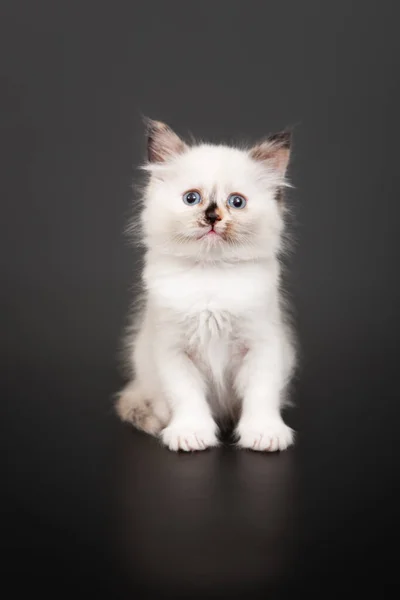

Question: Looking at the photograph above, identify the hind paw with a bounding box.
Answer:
[115,389,165,435]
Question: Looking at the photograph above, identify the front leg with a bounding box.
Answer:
[154,336,218,452]
[234,336,294,452]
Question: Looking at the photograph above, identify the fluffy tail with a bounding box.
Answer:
[115,382,169,436]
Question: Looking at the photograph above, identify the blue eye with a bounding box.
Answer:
[227,194,247,209]
[183,190,201,206]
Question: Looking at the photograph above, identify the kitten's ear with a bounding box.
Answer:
[144,118,187,163]
[249,130,292,175]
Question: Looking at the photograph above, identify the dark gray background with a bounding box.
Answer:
[1,1,400,597]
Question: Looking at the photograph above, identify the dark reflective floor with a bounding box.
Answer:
[3,360,400,597]
[114,424,296,597]
[2,363,296,598]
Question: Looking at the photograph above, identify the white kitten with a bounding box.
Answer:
[116,119,297,452]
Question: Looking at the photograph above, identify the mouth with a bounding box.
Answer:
[198,227,222,240]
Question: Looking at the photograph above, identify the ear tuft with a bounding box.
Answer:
[266,130,292,149]
[144,118,187,164]
[249,129,292,175]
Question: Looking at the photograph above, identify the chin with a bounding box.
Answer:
[201,232,224,244]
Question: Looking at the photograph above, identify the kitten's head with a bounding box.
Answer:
[140,119,292,262]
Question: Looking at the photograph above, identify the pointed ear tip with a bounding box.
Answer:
[142,116,154,136]
[282,129,293,147]
[141,115,152,126]
[143,117,167,134]
[269,129,292,148]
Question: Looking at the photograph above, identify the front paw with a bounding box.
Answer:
[236,419,294,452]
[161,422,219,452]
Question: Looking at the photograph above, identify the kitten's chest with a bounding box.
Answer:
[184,308,235,348]
[183,308,238,389]
[147,261,270,381]
[147,262,268,317]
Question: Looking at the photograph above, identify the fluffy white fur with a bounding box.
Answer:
[116,120,296,452]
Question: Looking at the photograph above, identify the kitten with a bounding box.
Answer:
[116,119,297,452]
